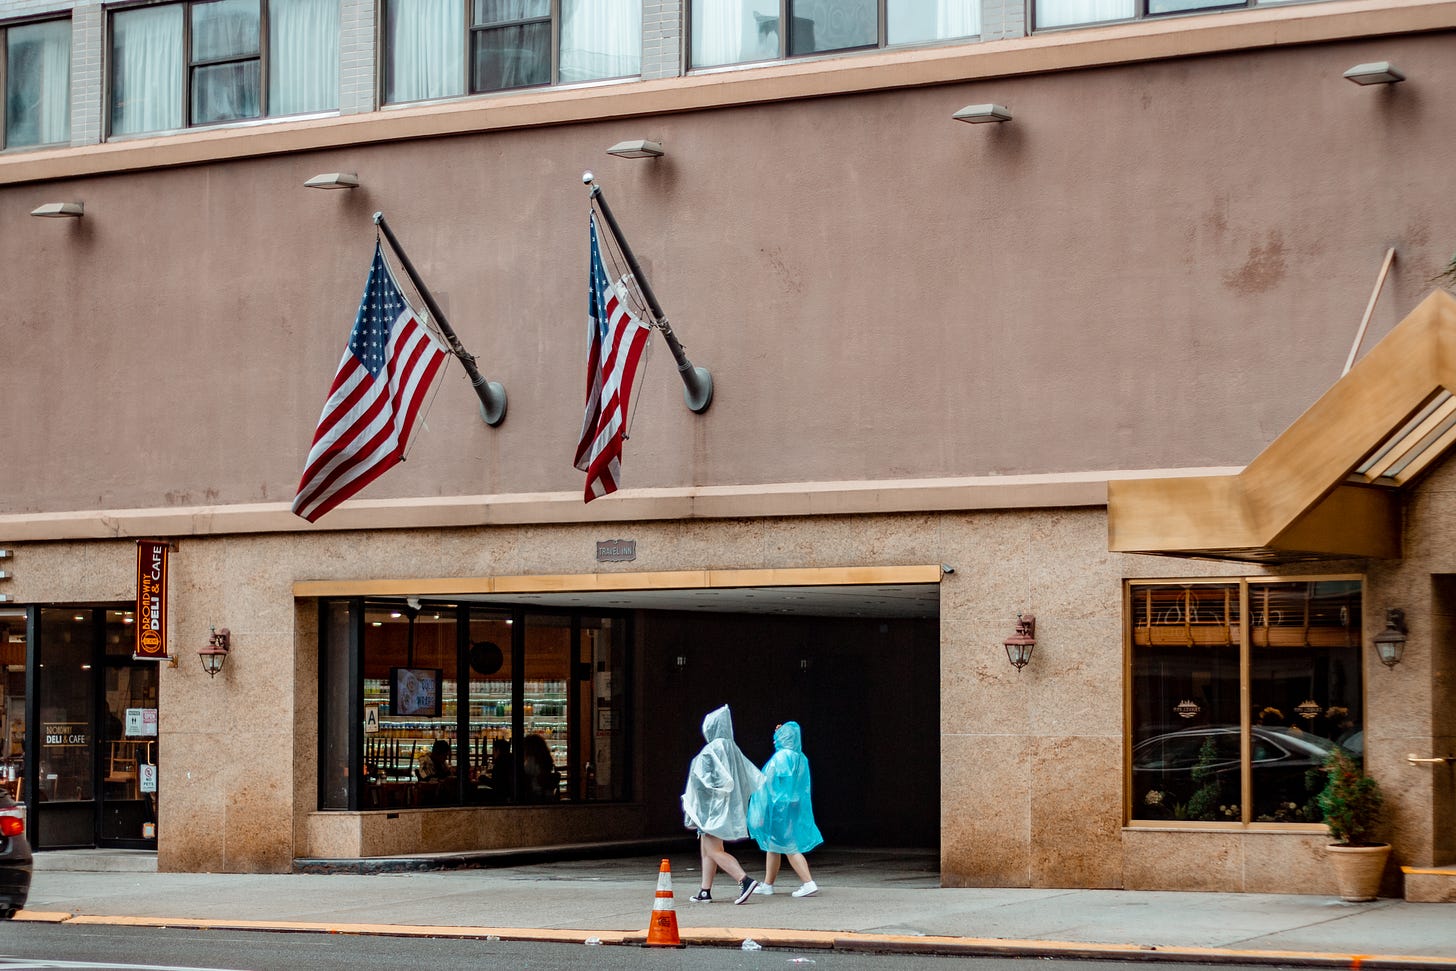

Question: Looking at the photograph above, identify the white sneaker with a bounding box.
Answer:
[752,883,774,895]
[791,881,819,897]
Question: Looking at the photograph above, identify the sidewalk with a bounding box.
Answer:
[16,848,1456,965]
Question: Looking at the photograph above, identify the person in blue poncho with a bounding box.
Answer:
[681,704,766,904]
[747,720,823,897]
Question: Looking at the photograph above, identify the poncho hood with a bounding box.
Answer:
[682,704,765,840]
[702,704,735,744]
[773,721,802,753]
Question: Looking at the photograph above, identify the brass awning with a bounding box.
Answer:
[1108,289,1456,563]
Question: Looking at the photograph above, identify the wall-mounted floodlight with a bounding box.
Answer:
[31,202,84,217]
[1344,62,1404,85]
[304,172,360,189]
[953,104,1012,124]
[606,139,664,159]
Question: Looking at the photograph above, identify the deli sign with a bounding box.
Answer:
[135,540,169,660]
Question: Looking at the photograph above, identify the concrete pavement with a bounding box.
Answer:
[15,848,1456,965]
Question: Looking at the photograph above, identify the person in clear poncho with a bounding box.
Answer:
[747,720,823,897]
[681,704,766,904]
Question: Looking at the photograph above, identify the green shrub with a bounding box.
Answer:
[1316,748,1383,846]
[1186,737,1221,821]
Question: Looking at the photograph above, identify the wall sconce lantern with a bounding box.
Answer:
[674,654,688,672]
[1004,613,1036,672]
[200,627,231,678]
[1372,608,1407,668]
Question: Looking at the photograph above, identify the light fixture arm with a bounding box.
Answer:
[585,179,713,413]
[372,211,507,426]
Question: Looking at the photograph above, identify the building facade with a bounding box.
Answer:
[1,0,1453,898]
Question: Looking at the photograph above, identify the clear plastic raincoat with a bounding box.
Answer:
[747,721,824,855]
[681,705,765,840]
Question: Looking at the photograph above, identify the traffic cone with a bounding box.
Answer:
[644,858,685,948]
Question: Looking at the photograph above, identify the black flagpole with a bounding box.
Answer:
[373,211,508,426]
[582,173,713,414]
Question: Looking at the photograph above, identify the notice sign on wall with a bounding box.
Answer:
[135,540,169,660]
[125,708,159,737]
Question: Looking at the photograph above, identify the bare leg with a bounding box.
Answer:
[763,852,782,885]
[698,834,720,890]
[699,834,746,882]
[785,852,814,884]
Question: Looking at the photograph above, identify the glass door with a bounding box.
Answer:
[100,608,157,846]
[31,605,156,850]
[34,608,98,847]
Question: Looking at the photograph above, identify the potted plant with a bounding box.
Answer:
[1316,747,1390,901]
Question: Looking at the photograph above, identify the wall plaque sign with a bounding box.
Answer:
[596,539,636,562]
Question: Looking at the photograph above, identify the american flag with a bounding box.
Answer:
[574,212,653,502]
[292,243,450,522]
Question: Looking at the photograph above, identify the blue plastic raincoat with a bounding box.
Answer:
[681,705,765,840]
[747,721,824,855]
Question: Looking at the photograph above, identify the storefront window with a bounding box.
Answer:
[319,600,352,810]
[0,609,26,802]
[579,615,627,801]
[467,608,514,801]
[1129,578,1362,826]
[362,603,460,807]
[324,599,630,811]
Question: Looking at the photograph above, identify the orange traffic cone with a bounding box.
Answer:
[645,858,685,948]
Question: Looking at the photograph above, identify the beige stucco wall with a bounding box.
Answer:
[7,503,1403,891]
[1367,456,1456,873]
[2,2,1452,887]
[7,482,1451,891]
[4,19,1456,518]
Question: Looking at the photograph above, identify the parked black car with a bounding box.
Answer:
[1132,725,1338,821]
[0,792,31,919]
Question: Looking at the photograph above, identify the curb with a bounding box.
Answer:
[13,912,1456,968]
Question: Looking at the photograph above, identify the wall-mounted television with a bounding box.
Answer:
[390,667,442,718]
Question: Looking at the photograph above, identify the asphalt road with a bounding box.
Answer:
[0,924,1253,971]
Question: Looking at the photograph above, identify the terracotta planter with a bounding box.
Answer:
[1326,843,1391,901]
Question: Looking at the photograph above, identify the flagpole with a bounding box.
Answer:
[582,174,713,414]
[373,211,508,426]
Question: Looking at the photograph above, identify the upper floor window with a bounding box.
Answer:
[2,19,71,150]
[1033,0,1254,30]
[383,0,641,105]
[109,0,338,137]
[691,0,978,70]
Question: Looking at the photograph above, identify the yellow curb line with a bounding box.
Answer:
[17,913,1456,967]
[11,911,74,923]
[56,915,630,944]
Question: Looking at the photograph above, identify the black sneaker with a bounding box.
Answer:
[688,889,712,903]
[734,877,759,904]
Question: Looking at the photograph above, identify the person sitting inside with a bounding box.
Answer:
[415,739,453,782]
[521,733,560,802]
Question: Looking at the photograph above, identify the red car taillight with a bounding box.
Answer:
[0,812,23,837]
